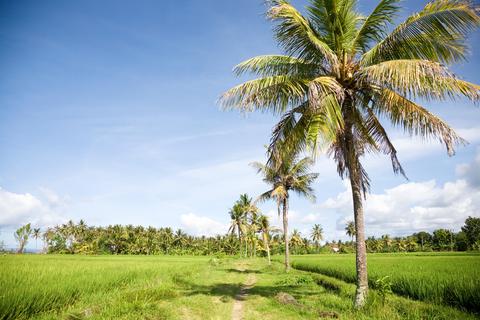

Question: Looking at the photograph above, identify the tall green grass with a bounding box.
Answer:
[0,255,209,320]
[291,252,480,313]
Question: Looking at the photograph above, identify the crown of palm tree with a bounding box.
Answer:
[221,0,480,193]
[311,224,324,242]
[346,220,356,237]
[252,154,319,211]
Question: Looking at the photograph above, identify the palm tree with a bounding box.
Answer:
[228,202,247,256]
[33,228,41,251]
[238,194,260,257]
[252,155,318,271]
[311,224,324,251]
[14,223,32,253]
[290,229,304,253]
[345,221,356,243]
[220,0,480,307]
[381,234,392,252]
[259,215,275,265]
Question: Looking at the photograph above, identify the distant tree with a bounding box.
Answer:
[433,229,453,250]
[413,231,432,251]
[252,155,318,271]
[228,203,246,256]
[290,229,304,253]
[33,228,41,250]
[259,215,273,265]
[14,223,32,253]
[381,235,392,252]
[461,216,480,249]
[455,231,468,251]
[310,224,324,251]
[345,221,356,243]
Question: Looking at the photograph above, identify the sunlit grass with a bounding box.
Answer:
[290,252,480,313]
[1,254,479,319]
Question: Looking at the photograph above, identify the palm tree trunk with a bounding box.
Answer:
[349,167,368,308]
[264,234,271,265]
[282,196,290,272]
[244,237,248,258]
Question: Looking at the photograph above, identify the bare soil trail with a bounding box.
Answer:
[231,262,257,320]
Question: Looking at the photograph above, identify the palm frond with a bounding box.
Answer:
[360,59,480,101]
[372,88,466,155]
[268,0,338,68]
[307,0,361,53]
[233,55,320,77]
[362,0,480,65]
[364,107,406,177]
[353,0,401,53]
[219,76,309,114]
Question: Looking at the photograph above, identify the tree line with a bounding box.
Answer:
[8,215,479,255]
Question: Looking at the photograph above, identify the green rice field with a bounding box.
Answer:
[291,252,480,313]
[1,253,479,319]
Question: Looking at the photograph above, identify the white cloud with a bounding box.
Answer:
[180,213,228,236]
[456,147,480,188]
[0,187,68,227]
[317,150,480,237]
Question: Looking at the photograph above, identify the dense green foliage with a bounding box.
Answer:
[291,253,480,313]
[39,220,239,255]
[9,216,478,256]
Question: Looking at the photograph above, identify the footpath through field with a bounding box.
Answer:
[231,261,257,320]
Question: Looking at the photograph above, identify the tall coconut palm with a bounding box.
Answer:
[345,221,356,243]
[220,0,480,307]
[252,155,318,271]
[311,224,324,251]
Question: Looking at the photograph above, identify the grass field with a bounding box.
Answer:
[1,254,479,319]
[291,252,480,313]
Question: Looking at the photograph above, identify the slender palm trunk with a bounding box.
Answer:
[343,111,368,308]
[244,236,248,258]
[282,196,290,272]
[237,228,242,256]
[264,234,271,265]
[349,167,368,308]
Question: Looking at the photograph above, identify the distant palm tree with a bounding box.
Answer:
[290,229,304,253]
[228,202,246,256]
[33,228,41,251]
[221,0,480,307]
[252,155,318,271]
[381,234,392,251]
[259,215,275,265]
[238,194,260,257]
[345,221,356,243]
[310,224,323,251]
[14,223,32,253]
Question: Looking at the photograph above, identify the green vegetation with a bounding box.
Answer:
[252,155,318,271]
[1,254,479,319]
[290,253,480,313]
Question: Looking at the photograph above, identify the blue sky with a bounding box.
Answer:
[1,0,479,248]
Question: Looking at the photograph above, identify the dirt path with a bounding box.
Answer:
[231,265,257,320]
